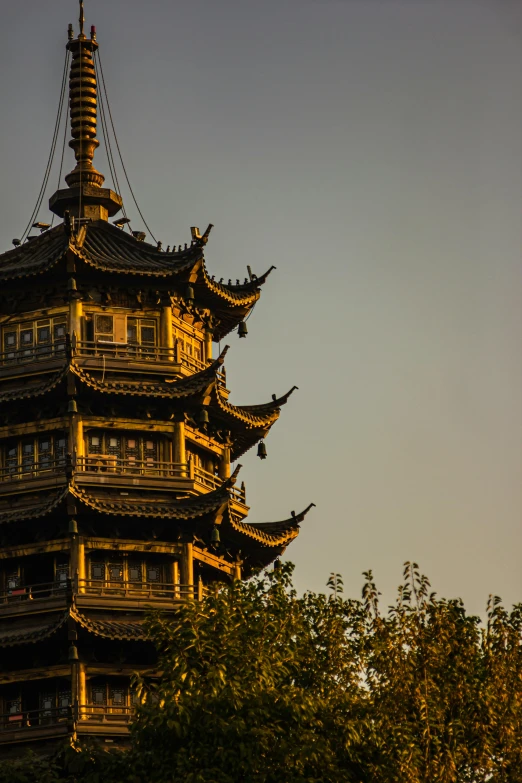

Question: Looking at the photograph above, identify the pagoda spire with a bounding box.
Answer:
[49,0,122,221]
[79,0,85,37]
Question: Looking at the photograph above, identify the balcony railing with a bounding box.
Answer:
[0,338,227,389]
[76,457,247,503]
[0,705,133,735]
[0,706,71,731]
[0,580,68,604]
[80,704,133,723]
[78,455,187,478]
[76,340,176,363]
[0,456,68,482]
[180,350,207,374]
[0,343,66,367]
[79,580,211,601]
[76,341,221,381]
[0,578,217,609]
[0,456,246,503]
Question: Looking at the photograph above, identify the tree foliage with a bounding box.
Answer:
[1,563,521,783]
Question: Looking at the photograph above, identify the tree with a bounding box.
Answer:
[130,563,371,782]
[128,563,522,783]
[1,563,521,783]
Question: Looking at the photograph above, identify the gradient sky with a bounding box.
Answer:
[1,0,520,616]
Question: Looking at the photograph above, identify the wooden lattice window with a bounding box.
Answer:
[128,561,142,582]
[2,316,66,362]
[91,561,105,581]
[92,314,157,355]
[127,317,156,356]
[55,562,69,587]
[91,686,107,706]
[86,431,159,469]
[6,697,21,715]
[174,327,203,365]
[88,553,166,587]
[90,681,131,712]
[2,432,68,478]
[107,560,124,582]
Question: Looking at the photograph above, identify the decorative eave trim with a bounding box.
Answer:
[0,611,68,648]
[226,503,315,547]
[0,365,69,403]
[0,487,70,525]
[197,261,271,307]
[71,610,148,641]
[237,386,298,416]
[71,348,227,399]
[211,385,297,428]
[69,467,240,520]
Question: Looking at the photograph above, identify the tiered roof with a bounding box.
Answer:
[0,222,274,339]
[0,0,314,586]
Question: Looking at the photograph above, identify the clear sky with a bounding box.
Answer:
[1,0,520,615]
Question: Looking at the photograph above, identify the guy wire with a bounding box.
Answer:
[94,53,131,230]
[96,48,158,243]
[51,54,72,229]
[20,49,70,242]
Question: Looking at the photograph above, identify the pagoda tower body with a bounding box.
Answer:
[0,6,312,755]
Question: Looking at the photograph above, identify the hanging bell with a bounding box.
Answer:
[199,408,209,425]
[257,441,267,460]
[67,277,77,292]
[238,321,248,338]
[68,643,79,662]
[210,526,220,545]
[185,285,195,303]
[68,399,78,414]
[68,518,78,535]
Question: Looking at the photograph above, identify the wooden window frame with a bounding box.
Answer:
[88,552,168,589]
[1,432,68,480]
[1,315,66,363]
[85,430,163,472]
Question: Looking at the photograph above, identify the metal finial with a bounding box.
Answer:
[79,0,85,36]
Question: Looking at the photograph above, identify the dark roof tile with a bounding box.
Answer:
[0,612,68,647]
[76,221,201,277]
[0,226,68,281]
[71,610,148,641]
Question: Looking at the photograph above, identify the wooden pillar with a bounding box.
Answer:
[71,658,78,705]
[69,299,83,342]
[204,330,213,363]
[218,445,231,479]
[78,663,87,719]
[78,539,86,593]
[173,416,186,475]
[160,305,174,360]
[172,560,179,598]
[180,542,194,597]
[71,534,86,593]
[233,561,242,582]
[73,417,84,459]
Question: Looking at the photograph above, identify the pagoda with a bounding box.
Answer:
[0,3,313,755]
